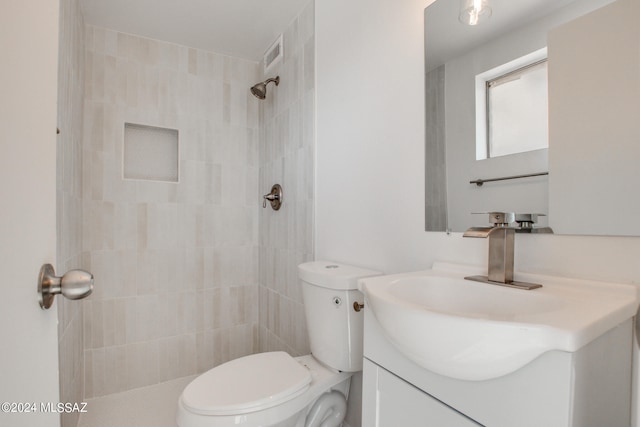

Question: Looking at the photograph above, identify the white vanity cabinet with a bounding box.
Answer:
[362,310,633,427]
[363,359,480,426]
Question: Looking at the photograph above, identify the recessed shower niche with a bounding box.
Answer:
[123,122,179,182]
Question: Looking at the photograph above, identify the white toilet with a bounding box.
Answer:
[176,261,380,427]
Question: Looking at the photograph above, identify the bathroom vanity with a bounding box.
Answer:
[359,265,638,426]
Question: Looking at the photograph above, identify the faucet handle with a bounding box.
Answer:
[488,212,515,225]
[514,213,553,234]
[472,212,515,226]
[515,213,544,222]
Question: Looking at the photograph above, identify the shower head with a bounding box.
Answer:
[250,76,280,100]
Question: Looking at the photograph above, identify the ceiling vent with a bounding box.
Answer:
[264,34,283,73]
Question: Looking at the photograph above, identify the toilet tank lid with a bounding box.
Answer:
[298,261,382,290]
[181,352,311,416]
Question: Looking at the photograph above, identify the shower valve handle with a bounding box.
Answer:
[263,193,278,206]
[262,193,279,208]
[262,184,283,210]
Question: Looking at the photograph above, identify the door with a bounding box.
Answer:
[0,1,61,426]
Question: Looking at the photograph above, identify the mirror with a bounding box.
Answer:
[425,0,640,235]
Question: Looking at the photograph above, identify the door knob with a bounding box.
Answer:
[38,264,94,309]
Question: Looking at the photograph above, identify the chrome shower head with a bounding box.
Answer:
[250,76,280,100]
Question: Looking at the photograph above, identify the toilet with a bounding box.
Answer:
[176,261,380,427]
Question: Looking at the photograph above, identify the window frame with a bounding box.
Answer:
[475,48,548,160]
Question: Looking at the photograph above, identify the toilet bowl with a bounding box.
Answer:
[177,261,381,427]
[177,353,351,427]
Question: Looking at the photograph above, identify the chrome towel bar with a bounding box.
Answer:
[470,172,548,187]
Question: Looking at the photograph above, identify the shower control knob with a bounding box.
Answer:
[263,193,279,208]
[262,184,283,210]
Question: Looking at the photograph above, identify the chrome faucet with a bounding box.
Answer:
[463,212,541,290]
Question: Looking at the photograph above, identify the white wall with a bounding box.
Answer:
[316,0,431,274]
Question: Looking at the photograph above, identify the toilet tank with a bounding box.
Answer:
[299,261,381,372]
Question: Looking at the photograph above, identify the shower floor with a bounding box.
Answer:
[78,375,196,427]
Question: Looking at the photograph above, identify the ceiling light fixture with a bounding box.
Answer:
[459,0,492,26]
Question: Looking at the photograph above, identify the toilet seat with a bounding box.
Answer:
[181,352,312,416]
[177,354,353,427]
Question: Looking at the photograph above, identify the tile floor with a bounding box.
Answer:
[78,376,195,427]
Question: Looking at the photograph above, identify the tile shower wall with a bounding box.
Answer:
[82,27,260,397]
[57,0,85,424]
[258,0,315,355]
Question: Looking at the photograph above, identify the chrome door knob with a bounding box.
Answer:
[38,264,94,309]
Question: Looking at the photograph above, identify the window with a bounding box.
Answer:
[475,49,548,159]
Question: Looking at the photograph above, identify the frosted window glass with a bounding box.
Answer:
[487,61,548,158]
[123,123,179,182]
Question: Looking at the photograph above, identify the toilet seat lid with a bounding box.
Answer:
[181,351,312,416]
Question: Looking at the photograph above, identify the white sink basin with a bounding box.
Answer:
[359,262,639,381]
